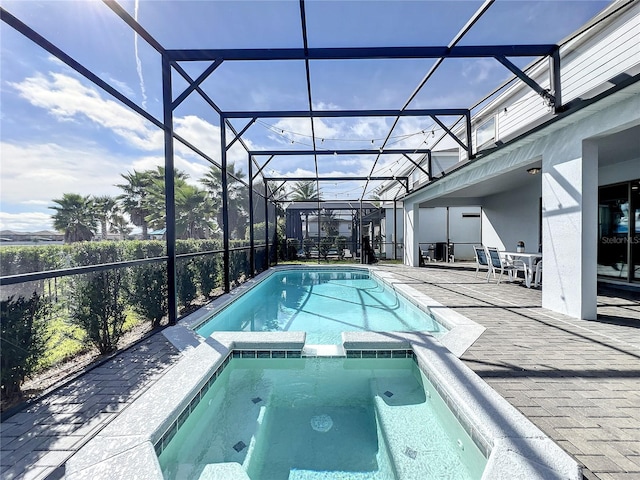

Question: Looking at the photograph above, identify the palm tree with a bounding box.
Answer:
[175,183,216,239]
[50,193,97,243]
[143,171,216,240]
[110,214,133,240]
[92,195,119,240]
[116,170,154,240]
[290,180,320,202]
[290,180,321,239]
[201,163,249,240]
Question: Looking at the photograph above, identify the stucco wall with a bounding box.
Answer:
[482,181,541,253]
[599,157,640,186]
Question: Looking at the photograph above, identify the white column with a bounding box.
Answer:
[404,201,420,266]
[541,140,598,319]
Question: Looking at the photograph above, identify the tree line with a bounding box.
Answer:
[50,163,251,243]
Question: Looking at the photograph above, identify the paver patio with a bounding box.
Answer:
[1,263,638,479]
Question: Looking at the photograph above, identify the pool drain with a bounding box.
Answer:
[310,414,333,432]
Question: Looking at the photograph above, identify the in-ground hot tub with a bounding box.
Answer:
[157,356,487,480]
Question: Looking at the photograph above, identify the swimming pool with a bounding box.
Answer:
[157,356,487,480]
[195,268,445,344]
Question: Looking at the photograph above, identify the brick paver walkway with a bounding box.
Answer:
[0,335,181,480]
[1,263,638,479]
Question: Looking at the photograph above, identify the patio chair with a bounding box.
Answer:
[504,253,532,286]
[473,245,490,280]
[486,247,519,284]
[533,260,542,288]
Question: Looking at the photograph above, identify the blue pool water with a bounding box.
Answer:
[158,358,486,480]
[196,269,445,344]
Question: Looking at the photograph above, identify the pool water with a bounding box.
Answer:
[196,269,445,344]
[158,358,486,480]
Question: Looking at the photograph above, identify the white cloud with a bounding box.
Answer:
[462,58,499,85]
[312,101,341,110]
[0,212,53,232]
[349,117,390,140]
[10,72,162,150]
[103,75,136,98]
[0,142,126,205]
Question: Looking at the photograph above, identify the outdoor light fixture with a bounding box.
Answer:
[527,167,541,175]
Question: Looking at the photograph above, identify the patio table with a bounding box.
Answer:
[502,252,542,288]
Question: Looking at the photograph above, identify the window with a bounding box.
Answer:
[475,117,496,149]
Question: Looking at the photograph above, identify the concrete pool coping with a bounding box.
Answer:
[63,267,581,480]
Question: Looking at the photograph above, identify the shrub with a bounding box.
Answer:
[66,243,129,354]
[335,236,347,259]
[229,243,250,284]
[1,293,48,400]
[186,240,222,299]
[319,237,333,260]
[176,258,198,308]
[124,241,167,328]
[286,238,300,260]
[175,240,208,307]
[69,270,128,355]
[303,237,315,259]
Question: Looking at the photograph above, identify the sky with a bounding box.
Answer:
[0,0,612,232]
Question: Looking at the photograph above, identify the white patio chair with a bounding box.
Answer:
[504,253,531,286]
[473,245,490,280]
[486,247,519,284]
[533,261,542,288]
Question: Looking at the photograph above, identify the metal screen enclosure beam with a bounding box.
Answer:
[495,55,556,107]
[550,48,563,112]
[248,148,432,156]
[265,180,272,267]
[220,116,230,293]
[225,108,468,119]
[162,55,178,325]
[167,45,557,62]
[248,153,255,277]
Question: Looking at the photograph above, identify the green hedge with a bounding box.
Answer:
[0,239,236,398]
[1,293,48,400]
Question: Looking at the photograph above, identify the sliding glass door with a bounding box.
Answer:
[598,180,639,283]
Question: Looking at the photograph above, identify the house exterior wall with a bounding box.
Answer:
[599,158,640,186]
[482,181,541,253]
[448,207,482,261]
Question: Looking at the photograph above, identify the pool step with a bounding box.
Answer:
[197,462,250,479]
[302,344,346,357]
[288,468,392,479]
[370,376,472,480]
